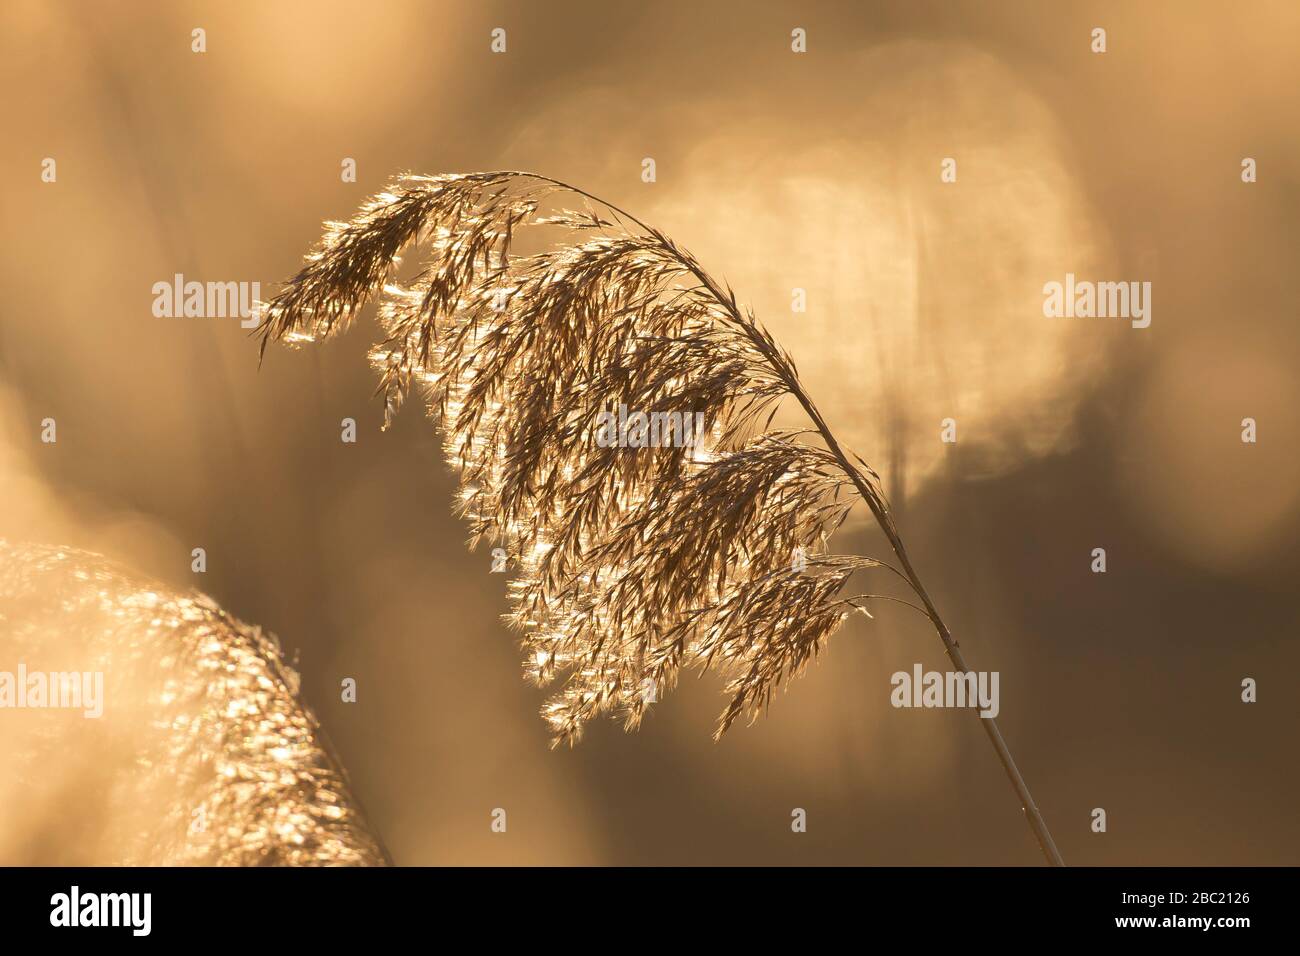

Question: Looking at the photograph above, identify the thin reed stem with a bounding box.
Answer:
[508,172,1065,865]
[791,383,1065,866]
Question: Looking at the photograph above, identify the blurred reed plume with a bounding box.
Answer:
[259,171,1063,864]
[0,541,388,865]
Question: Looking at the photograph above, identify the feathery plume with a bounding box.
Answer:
[0,541,388,865]
[258,171,1063,864]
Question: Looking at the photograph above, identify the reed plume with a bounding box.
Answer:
[0,540,388,866]
[258,171,1063,864]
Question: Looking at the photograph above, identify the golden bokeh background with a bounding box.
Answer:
[1,0,1297,864]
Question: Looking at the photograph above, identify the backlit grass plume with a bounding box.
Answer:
[259,171,1064,864]
[0,541,388,865]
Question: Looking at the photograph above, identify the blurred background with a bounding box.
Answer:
[1,0,1297,864]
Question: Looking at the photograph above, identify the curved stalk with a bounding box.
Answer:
[794,391,1065,867]
[508,172,1065,866]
